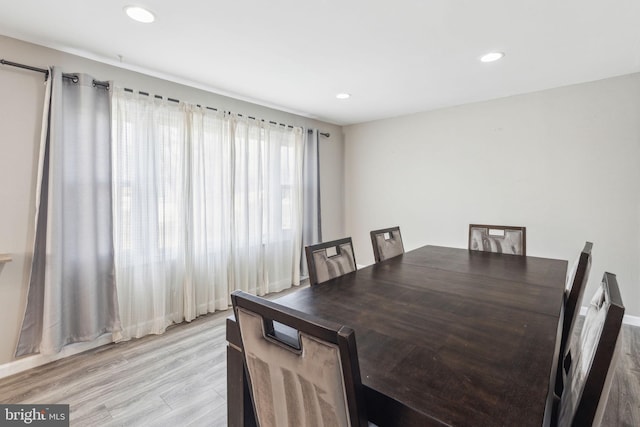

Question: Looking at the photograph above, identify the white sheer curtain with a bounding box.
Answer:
[188,107,232,318]
[111,90,188,340]
[111,88,303,340]
[231,119,304,295]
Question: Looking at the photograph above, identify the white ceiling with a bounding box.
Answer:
[1,0,639,125]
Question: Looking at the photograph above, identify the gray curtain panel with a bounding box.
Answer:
[16,68,120,356]
[301,129,322,277]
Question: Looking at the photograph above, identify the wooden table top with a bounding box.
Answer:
[270,245,567,426]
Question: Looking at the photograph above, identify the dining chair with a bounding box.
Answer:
[231,290,369,427]
[468,224,526,256]
[305,237,357,286]
[555,272,625,427]
[555,241,593,395]
[370,226,404,262]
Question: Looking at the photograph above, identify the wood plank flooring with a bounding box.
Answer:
[600,321,640,427]
[0,290,638,426]
[0,307,230,426]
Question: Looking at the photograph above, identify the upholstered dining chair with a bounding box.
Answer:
[555,241,593,395]
[468,224,526,256]
[370,226,404,263]
[555,272,625,427]
[305,237,357,286]
[231,290,369,427]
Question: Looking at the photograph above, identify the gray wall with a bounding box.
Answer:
[0,35,345,365]
[344,73,640,317]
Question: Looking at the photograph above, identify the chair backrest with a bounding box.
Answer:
[231,290,367,427]
[468,224,526,256]
[370,226,404,263]
[305,237,357,286]
[557,272,625,427]
[558,242,593,380]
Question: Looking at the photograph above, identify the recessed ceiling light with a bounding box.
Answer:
[336,93,351,100]
[124,6,155,23]
[480,52,505,63]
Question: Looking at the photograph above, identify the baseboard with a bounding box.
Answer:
[579,306,640,327]
[624,315,640,327]
[0,334,113,380]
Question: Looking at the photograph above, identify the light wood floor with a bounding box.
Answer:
[0,293,638,426]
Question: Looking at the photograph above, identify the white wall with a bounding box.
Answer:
[344,73,640,317]
[0,35,344,366]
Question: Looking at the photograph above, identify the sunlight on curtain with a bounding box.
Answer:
[231,119,303,295]
[111,90,188,340]
[111,88,303,340]
[188,106,232,319]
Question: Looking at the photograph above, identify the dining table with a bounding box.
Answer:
[226,245,568,426]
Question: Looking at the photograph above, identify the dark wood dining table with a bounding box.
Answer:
[226,245,568,426]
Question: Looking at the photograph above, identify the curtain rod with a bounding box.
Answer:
[0,58,49,77]
[2,58,330,138]
[123,89,330,138]
[1,58,109,88]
